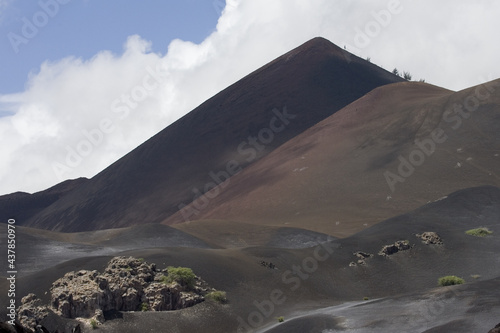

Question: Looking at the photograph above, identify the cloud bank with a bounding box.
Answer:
[1,0,499,195]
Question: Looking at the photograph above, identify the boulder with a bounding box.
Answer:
[17,294,49,330]
[489,323,500,333]
[416,232,443,245]
[378,240,411,256]
[352,251,373,266]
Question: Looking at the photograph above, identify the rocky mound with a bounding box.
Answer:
[16,257,218,331]
[416,231,443,245]
[350,251,373,266]
[378,240,412,256]
[17,294,50,330]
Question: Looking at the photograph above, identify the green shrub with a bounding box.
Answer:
[363,297,369,301]
[470,274,481,279]
[160,275,169,284]
[140,302,149,311]
[164,266,196,289]
[90,319,98,329]
[206,290,227,304]
[277,316,284,323]
[438,275,465,286]
[465,227,493,237]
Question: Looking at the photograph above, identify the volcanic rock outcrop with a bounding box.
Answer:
[350,251,374,266]
[17,294,50,330]
[489,323,500,333]
[16,257,216,331]
[50,257,209,319]
[378,240,412,256]
[416,232,443,245]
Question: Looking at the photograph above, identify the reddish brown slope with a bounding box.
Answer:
[8,37,404,232]
[165,79,500,236]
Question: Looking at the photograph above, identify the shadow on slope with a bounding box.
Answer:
[173,219,334,249]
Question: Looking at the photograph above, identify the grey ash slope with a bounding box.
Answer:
[2,186,499,332]
[258,277,500,333]
[0,223,211,277]
[1,37,404,232]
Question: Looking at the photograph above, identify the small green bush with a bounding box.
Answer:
[140,302,149,311]
[206,290,227,304]
[470,274,481,279]
[160,275,169,284]
[277,316,284,323]
[90,319,98,329]
[164,266,196,289]
[438,275,465,286]
[465,227,493,237]
[363,297,369,301]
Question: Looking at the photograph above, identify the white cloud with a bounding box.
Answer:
[1,0,499,195]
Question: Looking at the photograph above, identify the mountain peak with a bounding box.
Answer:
[276,36,349,64]
[5,37,405,232]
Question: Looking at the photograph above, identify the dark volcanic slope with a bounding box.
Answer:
[166,79,500,236]
[3,186,499,332]
[0,177,87,222]
[2,37,404,232]
[0,223,211,277]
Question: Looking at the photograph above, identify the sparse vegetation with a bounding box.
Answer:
[160,275,169,284]
[140,302,149,311]
[90,319,98,329]
[438,275,465,286]
[206,290,227,304]
[403,71,412,80]
[277,316,285,323]
[366,57,371,62]
[392,68,399,76]
[164,266,196,289]
[465,227,493,237]
[363,297,369,301]
[471,274,481,279]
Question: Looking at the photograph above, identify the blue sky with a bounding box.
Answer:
[0,0,499,195]
[0,0,221,94]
